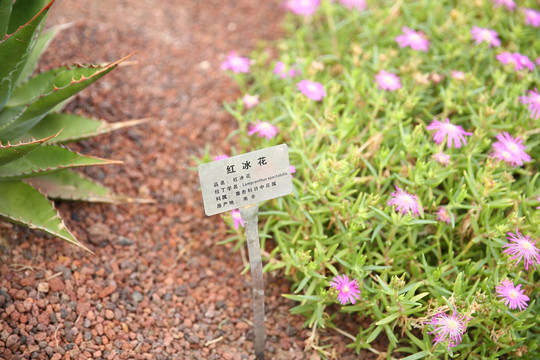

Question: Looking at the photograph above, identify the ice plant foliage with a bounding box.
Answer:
[502,229,540,271]
[470,26,501,47]
[519,88,540,120]
[387,186,422,218]
[426,310,471,350]
[329,275,361,305]
[427,118,472,149]
[297,80,326,101]
[491,132,531,167]
[221,52,250,73]
[231,209,244,229]
[395,27,429,51]
[496,279,529,312]
[375,70,402,91]
[247,120,279,140]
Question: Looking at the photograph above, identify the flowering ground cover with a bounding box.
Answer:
[214,0,540,358]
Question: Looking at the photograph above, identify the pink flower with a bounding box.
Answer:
[519,88,540,120]
[338,0,367,11]
[523,8,540,27]
[274,61,300,78]
[491,0,516,11]
[436,207,452,224]
[471,26,501,47]
[221,52,250,73]
[329,275,361,305]
[536,58,540,66]
[395,27,429,52]
[451,71,466,80]
[496,52,535,71]
[375,70,402,91]
[425,310,471,350]
[214,154,229,161]
[243,94,259,109]
[537,197,540,209]
[297,80,326,101]
[285,0,320,16]
[248,120,278,140]
[502,229,540,271]
[433,152,451,166]
[387,185,422,218]
[426,118,473,149]
[491,132,531,167]
[289,165,296,175]
[231,209,244,229]
[496,279,529,311]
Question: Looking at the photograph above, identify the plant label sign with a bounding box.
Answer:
[198,144,292,216]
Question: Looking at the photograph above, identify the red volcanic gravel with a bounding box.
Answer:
[0,0,376,359]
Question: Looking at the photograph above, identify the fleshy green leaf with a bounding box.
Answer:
[0,0,12,38]
[0,55,133,140]
[0,132,56,166]
[15,23,67,87]
[7,66,65,107]
[6,0,49,34]
[0,180,89,250]
[25,169,133,203]
[0,145,121,180]
[15,113,149,144]
[0,0,52,109]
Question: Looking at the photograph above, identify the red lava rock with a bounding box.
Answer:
[48,277,65,292]
[20,276,36,287]
[51,354,62,360]
[77,302,91,317]
[98,285,117,299]
[6,334,19,348]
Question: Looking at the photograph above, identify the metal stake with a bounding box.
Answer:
[240,203,265,360]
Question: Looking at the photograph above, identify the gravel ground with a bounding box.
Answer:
[0,1,378,359]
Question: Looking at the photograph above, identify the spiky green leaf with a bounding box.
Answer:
[0,180,89,250]
[15,113,149,144]
[0,0,13,38]
[0,145,121,180]
[6,0,49,34]
[16,24,65,87]
[7,66,65,107]
[0,55,132,141]
[0,0,52,109]
[0,133,55,166]
[25,169,130,203]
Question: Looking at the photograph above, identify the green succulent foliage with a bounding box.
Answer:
[0,0,139,250]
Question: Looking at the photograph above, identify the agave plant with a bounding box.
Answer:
[0,0,144,250]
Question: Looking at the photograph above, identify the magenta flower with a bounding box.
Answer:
[231,209,244,229]
[221,52,250,73]
[248,120,278,140]
[338,0,367,11]
[502,229,540,271]
[433,152,451,166]
[426,309,471,350]
[285,0,320,16]
[329,274,361,305]
[289,165,296,175]
[491,0,516,11]
[375,70,402,91]
[243,94,259,110]
[214,154,229,161]
[436,207,452,224]
[491,132,531,167]
[396,27,429,52]
[451,71,466,80]
[274,61,301,79]
[523,8,540,27]
[496,279,529,311]
[297,80,326,101]
[471,26,501,47]
[387,185,422,218]
[497,52,535,71]
[519,88,540,120]
[427,118,473,149]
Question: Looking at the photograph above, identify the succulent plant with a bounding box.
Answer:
[0,0,144,250]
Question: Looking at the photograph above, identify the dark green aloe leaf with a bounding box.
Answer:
[6,0,49,34]
[0,0,12,38]
[0,133,56,166]
[0,145,121,180]
[0,180,89,250]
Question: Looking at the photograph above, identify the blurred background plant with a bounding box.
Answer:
[207,0,540,358]
[0,0,145,250]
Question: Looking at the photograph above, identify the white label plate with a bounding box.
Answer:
[198,144,292,216]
